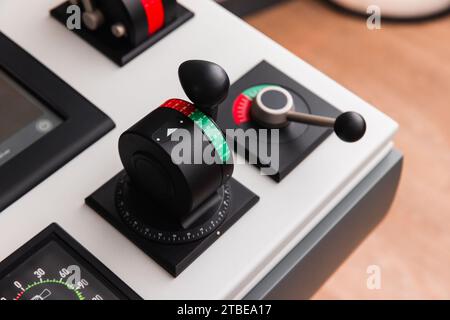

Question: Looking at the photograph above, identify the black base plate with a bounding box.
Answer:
[86,172,259,277]
[50,2,194,66]
[217,61,341,182]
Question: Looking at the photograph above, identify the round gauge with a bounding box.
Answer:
[0,238,131,301]
[115,173,231,244]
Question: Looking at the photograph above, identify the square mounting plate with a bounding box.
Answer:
[217,61,341,182]
[50,1,194,66]
[86,172,259,277]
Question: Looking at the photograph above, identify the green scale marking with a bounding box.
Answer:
[242,84,271,100]
[161,99,231,163]
[189,110,231,163]
[19,279,85,300]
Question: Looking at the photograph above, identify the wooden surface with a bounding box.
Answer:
[245,0,450,299]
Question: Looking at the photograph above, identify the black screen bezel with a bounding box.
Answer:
[0,223,141,300]
[0,32,115,212]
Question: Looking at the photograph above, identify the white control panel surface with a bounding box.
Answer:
[0,0,397,299]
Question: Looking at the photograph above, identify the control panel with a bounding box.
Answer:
[0,0,398,299]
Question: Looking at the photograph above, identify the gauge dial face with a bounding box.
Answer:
[0,241,120,300]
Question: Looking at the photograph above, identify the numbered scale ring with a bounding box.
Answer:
[115,172,232,244]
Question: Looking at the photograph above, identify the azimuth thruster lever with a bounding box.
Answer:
[86,60,259,276]
[251,85,367,142]
[119,60,233,226]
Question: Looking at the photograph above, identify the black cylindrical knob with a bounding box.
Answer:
[119,106,233,221]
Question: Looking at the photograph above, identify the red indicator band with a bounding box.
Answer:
[140,0,165,34]
[160,99,196,117]
[232,94,252,125]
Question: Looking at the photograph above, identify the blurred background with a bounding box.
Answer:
[219,0,450,299]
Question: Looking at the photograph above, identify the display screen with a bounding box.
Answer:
[0,69,62,166]
[0,240,120,300]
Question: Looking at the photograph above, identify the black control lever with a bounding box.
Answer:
[251,85,367,142]
[179,60,230,121]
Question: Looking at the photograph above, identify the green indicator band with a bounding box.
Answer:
[242,84,271,99]
[20,279,85,301]
[189,110,231,163]
[161,99,231,163]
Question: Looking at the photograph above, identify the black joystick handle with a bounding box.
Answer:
[179,60,230,120]
[284,111,366,142]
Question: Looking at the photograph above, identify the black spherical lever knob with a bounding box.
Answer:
[334,112,367,143]
[179,60,230,120]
